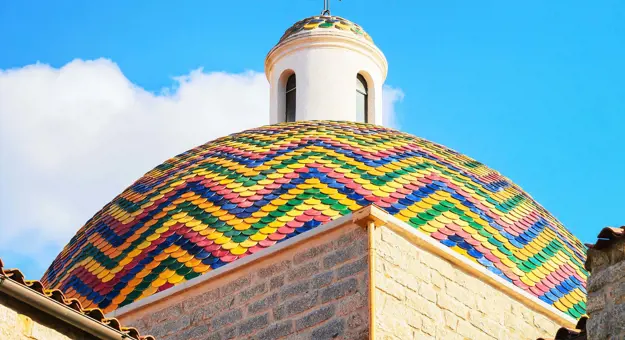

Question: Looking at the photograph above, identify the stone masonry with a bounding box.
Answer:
[585,238,625,340]
[0,291,93,340]
[118,213,573,340]
[124,223,370,340]
[374,226,561,340]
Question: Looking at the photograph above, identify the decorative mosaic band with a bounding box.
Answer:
[42,121,587,318]
[278,15,373,44]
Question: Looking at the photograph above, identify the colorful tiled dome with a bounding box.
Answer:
[42,121,587,317]
[278,15,372,44]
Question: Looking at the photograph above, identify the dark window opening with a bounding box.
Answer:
[285,74,296,122]
[356,74,368,123]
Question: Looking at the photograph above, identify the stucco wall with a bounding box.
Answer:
[120,222,370,340]
[373,226,561,340]
[585,238,625,340]
[0,291,92,340]
[267,33,386,125]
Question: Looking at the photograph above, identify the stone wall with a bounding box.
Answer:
[374,226,561,340]
[0,291,93,340]
[122,223,370,340]
[585,239,625,340]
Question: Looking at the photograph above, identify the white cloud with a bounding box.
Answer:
[0,59,403,277]
[382,85,405,128]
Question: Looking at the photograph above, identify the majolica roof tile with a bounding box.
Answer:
[0,259,154,340]
[42,121,587,317]
[278,15,372,44]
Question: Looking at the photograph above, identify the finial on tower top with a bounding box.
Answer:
[321,0,340,16]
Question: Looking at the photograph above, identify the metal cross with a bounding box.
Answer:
[322,0,340,16]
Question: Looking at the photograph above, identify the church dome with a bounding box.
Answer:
[42,121,588,317]
[277,15,373,44]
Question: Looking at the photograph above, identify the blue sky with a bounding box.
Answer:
[1,0,624,278]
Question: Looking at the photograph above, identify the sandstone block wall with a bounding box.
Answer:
[0,291,92,340]
[123,223,370,340]
[374,226,561,340]
[586,239,625,340]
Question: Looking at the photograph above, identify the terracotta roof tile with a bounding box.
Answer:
[537,316,587,340]
[585,226,625,250]
[0,258,154,340]
[584,225,625,271]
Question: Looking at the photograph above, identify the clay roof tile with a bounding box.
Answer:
[537,316,587,340]
[585,226,625,250]
[0,258,154,340]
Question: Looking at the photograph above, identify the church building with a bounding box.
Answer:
[7,6,624,340]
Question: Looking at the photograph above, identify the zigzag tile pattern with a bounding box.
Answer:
[41,121,588,317]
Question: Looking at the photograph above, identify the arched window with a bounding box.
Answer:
[356,74,368,123]
[285,74,296,122]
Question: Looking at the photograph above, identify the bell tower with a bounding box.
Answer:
[265,8,388,125]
